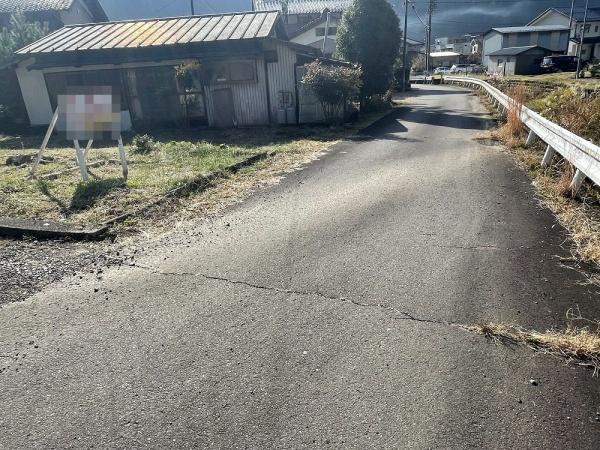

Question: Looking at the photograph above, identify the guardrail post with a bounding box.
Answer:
[524,130,537,147]
[541,144,556,167]
[570,169,586,193]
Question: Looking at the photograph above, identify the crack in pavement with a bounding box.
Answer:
[124,263,452,327]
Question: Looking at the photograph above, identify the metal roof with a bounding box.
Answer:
[491,25,570,34]
[541,7,600,23]
[254,0,352,14]
[0,0,73,13]
[487,45,546,56]
[16,11,281,55]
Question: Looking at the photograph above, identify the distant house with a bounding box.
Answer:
[528,7,600,62]
[429,51,460,68]
[12,11,346,129]
[253,0,352,57]
[433,35,482,56]
[486,46,553,76]
[0,0,107,29]
[482,25,570,73]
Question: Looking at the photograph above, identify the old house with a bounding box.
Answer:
[528,6,600,62]
[0,0,107,29]
[486,45,553,76]
[12,11,340,130]
[482,25,570,74]
[253,0,352,57]
[429,51,460,68]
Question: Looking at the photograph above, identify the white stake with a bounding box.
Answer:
[30,108,59,178]
[74,140,89,181]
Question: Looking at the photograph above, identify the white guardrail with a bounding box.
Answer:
[444,76,600,192]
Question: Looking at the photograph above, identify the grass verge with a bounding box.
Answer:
[474,87,600,269]
[0,108,393,230]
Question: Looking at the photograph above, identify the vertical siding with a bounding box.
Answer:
[204,58,270,127]
[266,41,298,124]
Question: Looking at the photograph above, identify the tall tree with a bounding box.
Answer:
[0,13,48,128]
[0,13,48,65]
[335,0,401,98]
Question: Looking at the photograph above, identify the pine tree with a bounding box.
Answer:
[336,0,401,98]
[0,13,49,65]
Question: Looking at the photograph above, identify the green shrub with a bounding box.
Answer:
[131,134,158,154]
[302,61,362,124]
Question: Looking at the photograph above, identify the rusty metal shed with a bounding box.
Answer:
[14,11,324,129]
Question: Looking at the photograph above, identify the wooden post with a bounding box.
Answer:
[74,140,89,181]
[118,136,128,180]
[30,108,59,178]
[570,169,586,193]
[541,144,556,167]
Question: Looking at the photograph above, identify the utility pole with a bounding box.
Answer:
[401,0,409,90]
[426,0,434,73]
[576,0,589,79]
[568,0,575,31]
[322,10,331,55]
[567,0,575,54]
[190,0,195,15]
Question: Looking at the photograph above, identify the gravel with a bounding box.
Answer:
[0,237,127,305]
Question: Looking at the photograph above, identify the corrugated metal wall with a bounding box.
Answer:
[266,40,298,124]
[204,59,270,127]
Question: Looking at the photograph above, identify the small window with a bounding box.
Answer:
[210,61,256,84]
[585,24,591,33]
[328,27,337,36]
[229,61,256,82]
[595,25,599,33]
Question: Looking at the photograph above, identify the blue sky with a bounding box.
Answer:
[99,0,596,41]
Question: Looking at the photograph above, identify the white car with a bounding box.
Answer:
[434,66,451,74]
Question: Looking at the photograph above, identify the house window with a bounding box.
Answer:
[595,25,599,33]
[585,24,591,33]
[210,60,257,84]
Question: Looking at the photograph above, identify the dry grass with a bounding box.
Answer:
[0,108,394,231]
[506,84,526,137]
[475,84,600,267]
[467,311,600,374]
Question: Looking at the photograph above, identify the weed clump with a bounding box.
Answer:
[131,134,158,154]
[467,309,600,375]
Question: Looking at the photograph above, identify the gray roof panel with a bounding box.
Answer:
[487,45,546,56]
[254,0,352,14]
[0,0,72,13]
[492,25,570,34]
[16,11,281,55]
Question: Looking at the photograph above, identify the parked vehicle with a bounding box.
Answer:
[540,55,579,73]
[469,64,486,74]
[434,66,451,74]
[450,64,469,74]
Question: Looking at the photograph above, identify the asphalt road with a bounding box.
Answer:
[2,85,600,449]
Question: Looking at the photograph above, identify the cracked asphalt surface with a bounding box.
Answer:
[2,85,600,449]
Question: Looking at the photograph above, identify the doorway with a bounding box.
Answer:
[212,88,235,128]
